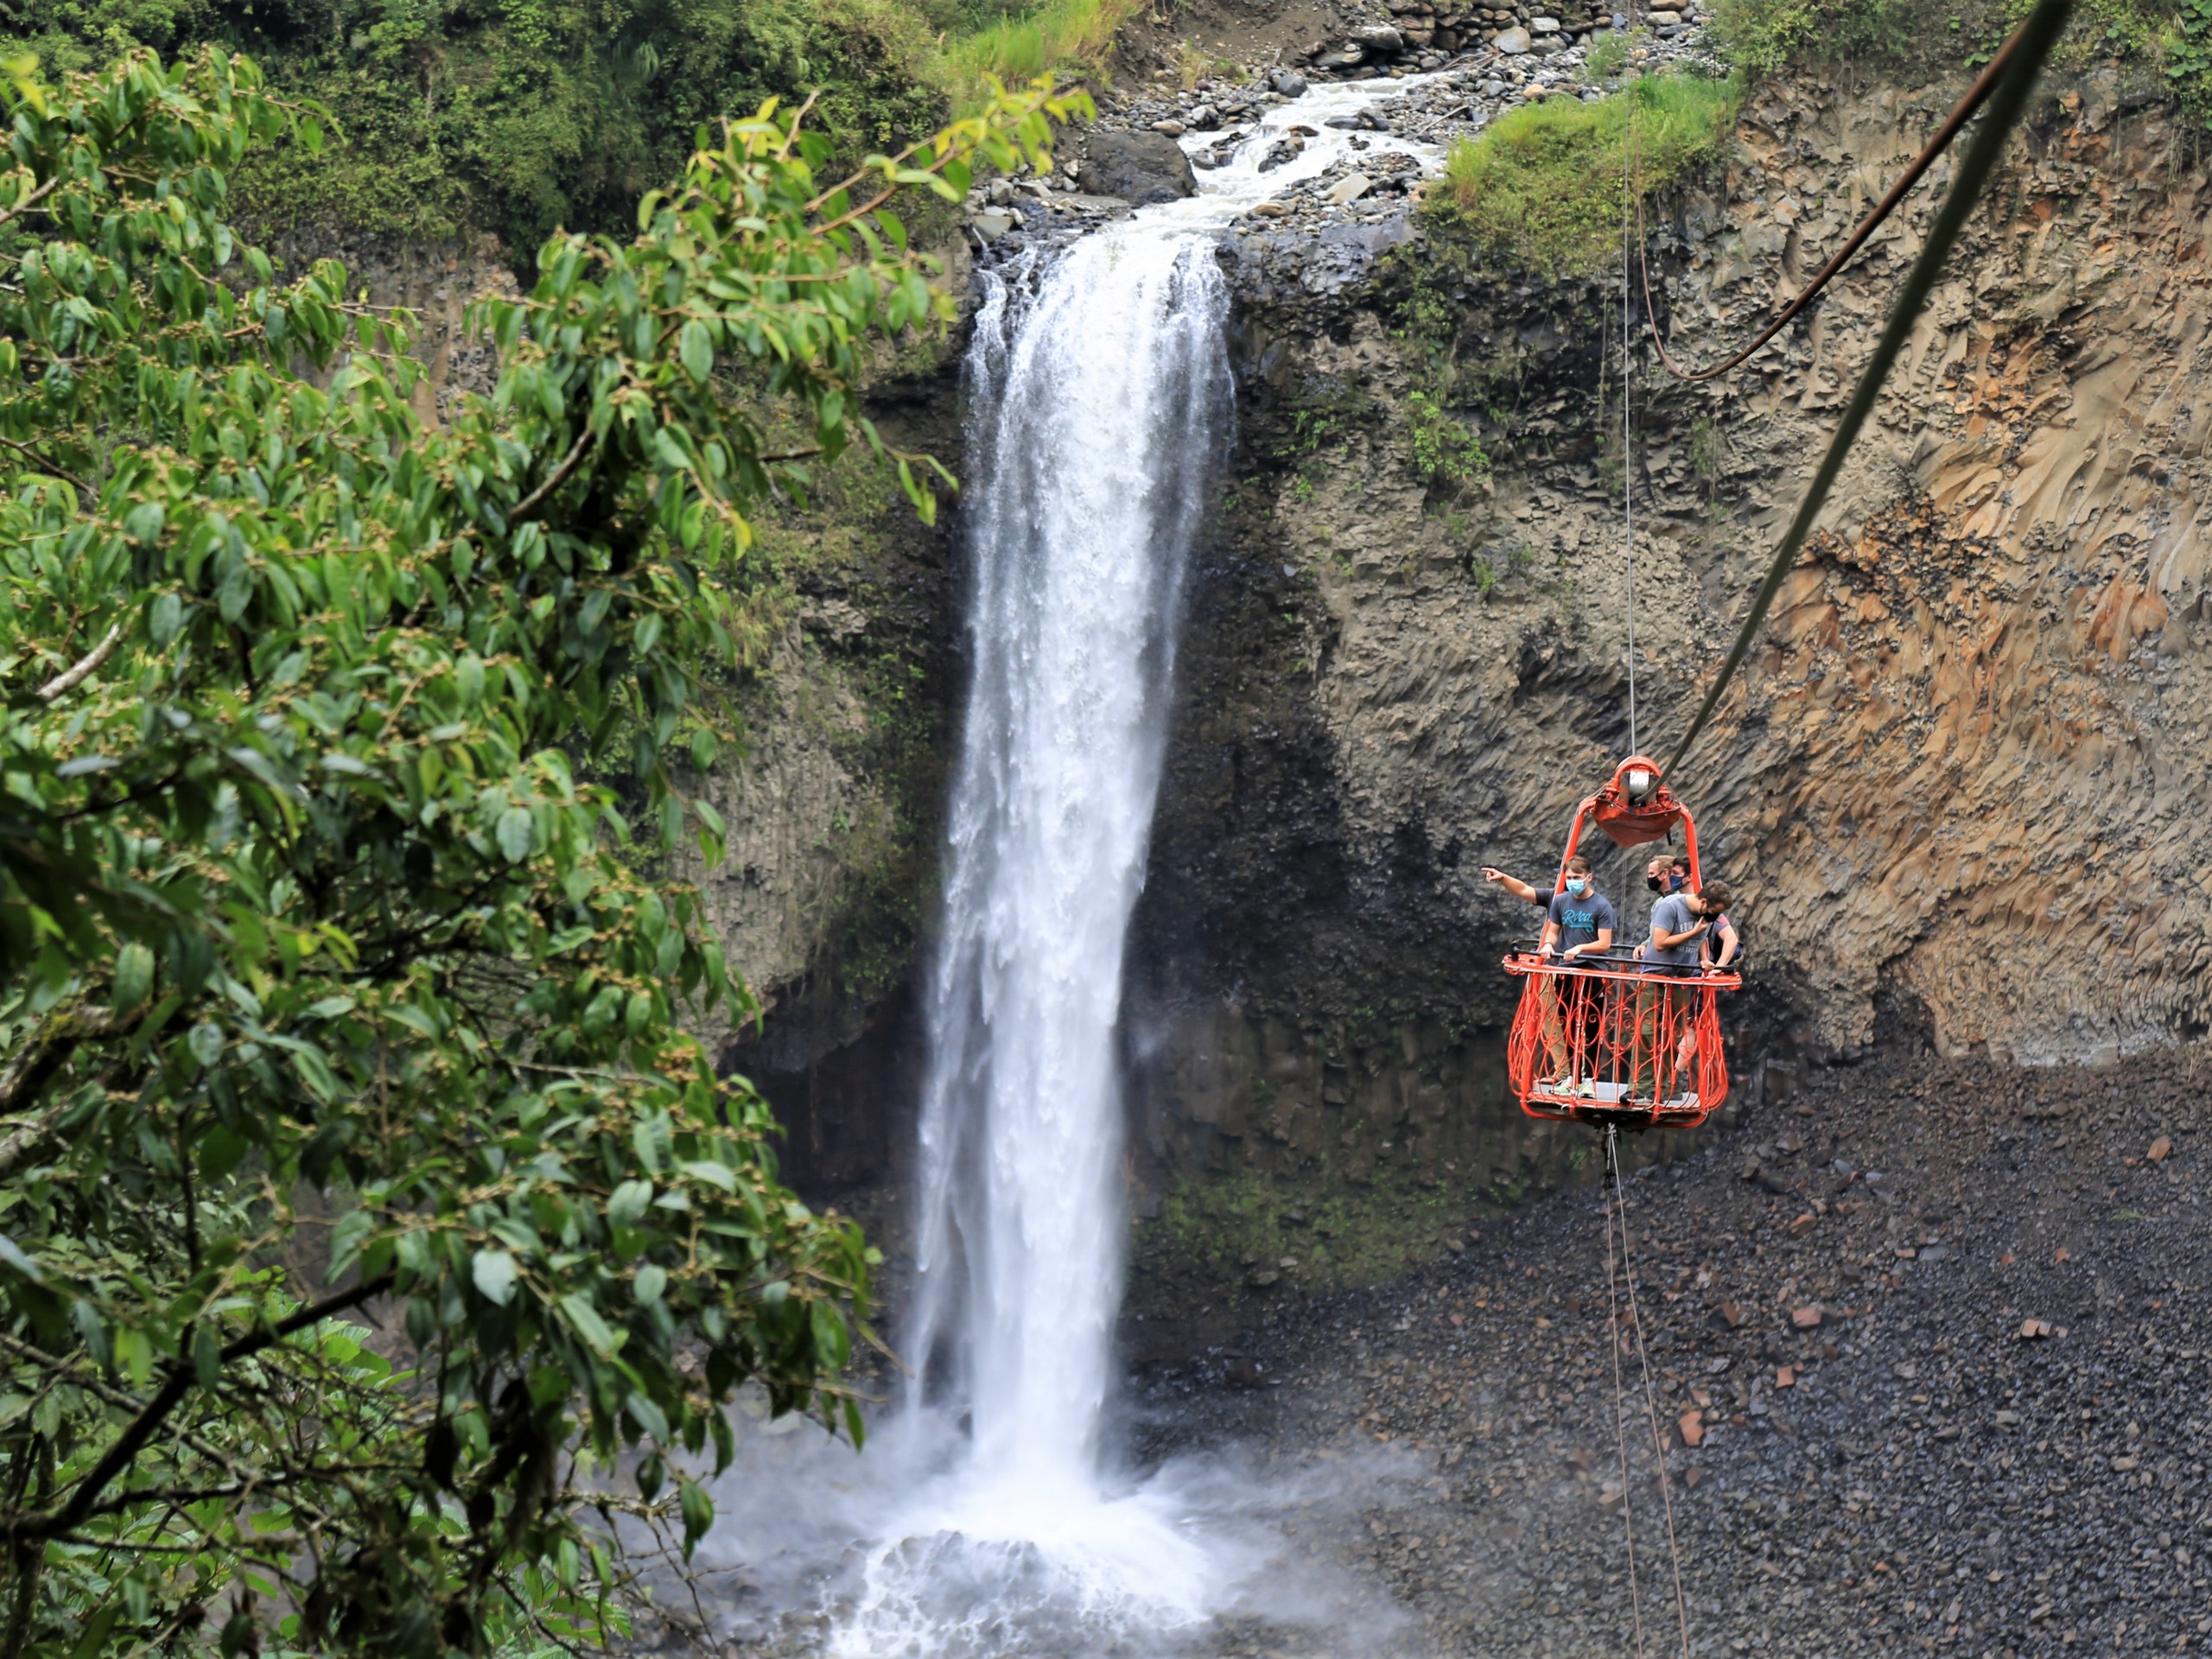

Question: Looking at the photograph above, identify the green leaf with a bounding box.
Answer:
[608,1179,653,1226]
[193,1323,222,1389]
[150,590,183,646]
[112,941,154,1014]
[497,806,535,863]
[0,1233,44,1282]
[187,1020,225,1066]
[473,1250,518,1306]
[678,1477,715,1550]
[679,319,714,385]
[560,1293,620,1356]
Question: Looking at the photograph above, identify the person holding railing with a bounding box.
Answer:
[1631,854,1709,1101]
[1487,856,1615,1087]
[1673,880,1738,1084]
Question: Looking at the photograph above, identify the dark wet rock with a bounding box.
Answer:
[1077,131,1197,203]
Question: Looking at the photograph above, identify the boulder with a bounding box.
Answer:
[1269,69,1310,95]
[1351,22,1406,52]
[1077,131,1197,203]
[1496,24,1532,50]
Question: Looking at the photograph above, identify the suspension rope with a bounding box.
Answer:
[1600,1124,1649,1658]
[1608,1128,1694,1659]
[1621,2,1639,757]
[1661,0,2075,776]
[1637,11,2039,385]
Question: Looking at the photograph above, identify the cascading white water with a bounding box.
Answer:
[901,70,1456,1519]
[696,73,1459,1659]
[906,229,1232,1493]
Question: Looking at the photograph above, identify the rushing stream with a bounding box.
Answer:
[705,73,1452,1658]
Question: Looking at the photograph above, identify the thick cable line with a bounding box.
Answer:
[1637,12,2038,385]
[1628,13,1645,760]
[1663,0,2075,776]
[1611,1135,1694,1659]
[1601,1125,1649,1658]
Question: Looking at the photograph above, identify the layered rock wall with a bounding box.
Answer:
[1135,60,2212,1097]
[683,62,2212,1260]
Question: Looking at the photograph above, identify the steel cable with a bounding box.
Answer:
[1637,11,2039,385]
[1662,0,2075,775]
[1601,1124,1650,1658]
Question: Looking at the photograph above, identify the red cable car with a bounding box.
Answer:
[1503,756,1741,1130]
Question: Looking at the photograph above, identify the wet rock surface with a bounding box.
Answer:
[1131,1043,2212,1655]
[1077,130,1200,202]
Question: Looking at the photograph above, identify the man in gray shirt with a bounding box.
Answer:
[1632,854,1707,1098]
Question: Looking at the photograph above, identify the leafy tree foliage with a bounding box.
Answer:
[6,0,1021,249]
[0,44,1080,1656]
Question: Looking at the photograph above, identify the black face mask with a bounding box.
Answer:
[1647,875,1666,893]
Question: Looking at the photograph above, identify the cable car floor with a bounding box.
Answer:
[1132,1040,2209,1658]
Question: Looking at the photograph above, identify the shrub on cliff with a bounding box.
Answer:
[4,0,958,248]
[1708,0,2180,77]
[0,45,1080,1656]
[1428,69,1741,279]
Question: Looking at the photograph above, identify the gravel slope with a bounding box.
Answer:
[1133,1043,2212,1656]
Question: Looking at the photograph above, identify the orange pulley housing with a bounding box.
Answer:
[1502,757,1741,1130]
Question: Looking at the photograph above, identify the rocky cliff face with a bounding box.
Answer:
[681,60,2212,1289]
[1136,58,2212,1069]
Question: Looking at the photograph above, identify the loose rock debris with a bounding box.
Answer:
[1134,1043,2211,1656]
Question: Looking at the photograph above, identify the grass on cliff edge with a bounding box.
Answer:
[942,0,1146,109]
[1428,69,1742,278]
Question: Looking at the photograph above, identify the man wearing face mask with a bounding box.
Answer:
[1633,853,1707,1098]
[1533,855,1614,1085]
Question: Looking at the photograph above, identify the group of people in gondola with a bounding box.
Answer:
[1483,849,1742,1110]
[1479,854,1739,977]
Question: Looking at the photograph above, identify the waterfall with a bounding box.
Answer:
[906,231,1233,1494]
[701,73,1460,1659]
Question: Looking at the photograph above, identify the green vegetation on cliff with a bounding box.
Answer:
[7,0,1141,250]
[1429,69,1741,277]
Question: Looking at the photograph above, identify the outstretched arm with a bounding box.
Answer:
[1482,866,1543,904]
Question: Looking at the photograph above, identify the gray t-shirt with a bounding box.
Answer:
[1545,889,1618,954]
[1644,892,1701,968]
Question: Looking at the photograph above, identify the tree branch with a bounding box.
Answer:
[0,433,93,495]
[510,425,597,524]
[0,174,61,236]
[0,1272,396,1542]
[0,1005,118,1182]
[38,620,124,701]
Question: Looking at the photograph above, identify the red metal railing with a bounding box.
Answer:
[1503,951,1743,1130]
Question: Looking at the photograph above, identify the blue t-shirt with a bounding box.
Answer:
[1545,888,1617,953]
[1643,891,1701,968]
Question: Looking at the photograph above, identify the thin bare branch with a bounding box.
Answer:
[38,620,124,701]
[510,424,598,524]
[0,433,93,494]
